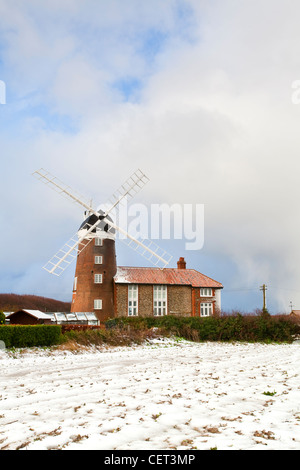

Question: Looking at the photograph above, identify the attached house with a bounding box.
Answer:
[113,257,223,318]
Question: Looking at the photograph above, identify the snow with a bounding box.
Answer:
[0,339,299,450]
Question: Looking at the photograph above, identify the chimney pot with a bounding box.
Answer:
[177,257,186,269]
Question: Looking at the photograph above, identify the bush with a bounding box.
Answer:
[2,315,298,349]
[0,325,62,348]
[61,323,162,347]
[105,314,300,343]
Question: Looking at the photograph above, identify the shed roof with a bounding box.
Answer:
[8,309,53,320]
[114,266,223,288]
[291,310,300,316]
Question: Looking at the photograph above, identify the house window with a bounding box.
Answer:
[153,285,167,316]
[95,255,103,264]
[95,238,103,246]
[200,302,213,317]
[200,288,213,297]
[94,274,103,284]
[128,285,138,316]
[94,299,102,310]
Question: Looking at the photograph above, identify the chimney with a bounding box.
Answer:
[177,257,186,269]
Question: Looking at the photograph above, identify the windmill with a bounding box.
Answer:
[32,168,172,320]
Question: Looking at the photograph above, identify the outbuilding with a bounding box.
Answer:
[7,309,53,325]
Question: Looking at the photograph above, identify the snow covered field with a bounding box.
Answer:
[0,339,299,450]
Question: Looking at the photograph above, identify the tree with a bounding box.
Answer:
[0,311,5,325]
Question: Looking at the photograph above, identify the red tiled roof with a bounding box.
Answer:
[114,266,223,288]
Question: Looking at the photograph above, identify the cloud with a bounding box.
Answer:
[0,0,300,312]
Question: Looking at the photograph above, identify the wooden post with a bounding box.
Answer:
[260,284,267,311]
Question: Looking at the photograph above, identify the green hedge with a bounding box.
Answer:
[1,316,298,348]
[105,314,300,343]
[0,325,62,348]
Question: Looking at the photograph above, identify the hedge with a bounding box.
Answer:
[0,325,62,348]
[1,315,298,348]
[105,314,300,343]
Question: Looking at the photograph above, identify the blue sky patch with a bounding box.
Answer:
[112,76,143,102]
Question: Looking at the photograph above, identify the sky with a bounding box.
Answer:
[1,0,300,313]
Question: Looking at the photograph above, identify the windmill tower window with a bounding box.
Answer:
[94,274,103,284]
[94,299,102,310]
[95,256,103,264]
[95,238,103,246]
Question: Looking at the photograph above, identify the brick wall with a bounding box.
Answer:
[138,285,153,316]
[114,283,193,317]
[114,283,127,317]
[193,288,221,316]
[115,284,153,317]
[168,285,192,316]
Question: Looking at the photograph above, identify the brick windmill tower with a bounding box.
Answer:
[70,209,117,320]
[33,169,172,321]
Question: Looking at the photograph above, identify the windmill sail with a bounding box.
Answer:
[119,236,173,268]
[32,168,149,216]
[33,168,172,275]
[43,225,96,276]
[32,168,93,212]
[103,168,149,213]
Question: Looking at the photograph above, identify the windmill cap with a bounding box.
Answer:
[78,210,115,237]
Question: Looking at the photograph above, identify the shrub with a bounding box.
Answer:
[61,323,162,347]
[105,314,300,343]
[0,325,62,348]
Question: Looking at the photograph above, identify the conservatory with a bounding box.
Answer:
[49,312,99,325]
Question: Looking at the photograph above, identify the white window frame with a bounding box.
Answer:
[200,288,213,297]
[73,276,77,291]
[128,285,138,316]
[95,238,103,246]
[153,285,167,316]
[200,302,213,317]
[95,255,103,264]
[94,299,102,310]
[94,274,103,284]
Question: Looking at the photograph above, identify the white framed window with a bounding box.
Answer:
[95,255,103,264]
[95,238,103,246]
[200,288,213,297]
[94,274,103,284]
[200,302,213,317]
[94,299,102,310]
[153,285,167,316]
[73,276,77,291]
[128,285,138,316]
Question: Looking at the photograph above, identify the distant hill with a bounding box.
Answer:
[0,294,71,313]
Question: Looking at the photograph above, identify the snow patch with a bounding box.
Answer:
[0,341,299,450]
